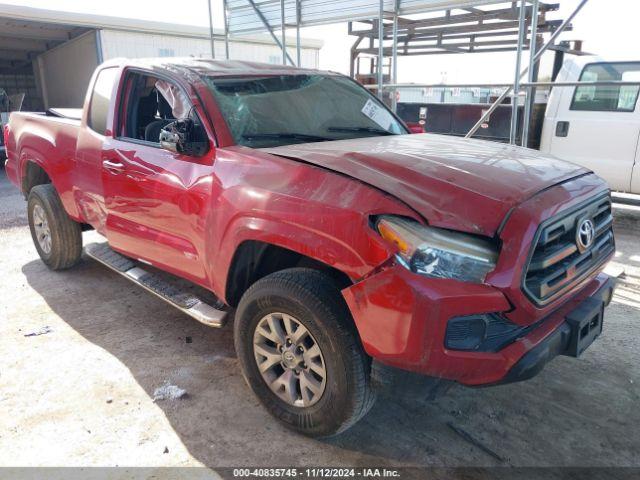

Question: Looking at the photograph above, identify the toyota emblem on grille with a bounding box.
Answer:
[576,218,595,253]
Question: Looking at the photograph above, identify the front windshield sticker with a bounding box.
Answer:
[361,99,392,130]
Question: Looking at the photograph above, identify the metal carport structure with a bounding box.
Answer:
[210,0,618,147]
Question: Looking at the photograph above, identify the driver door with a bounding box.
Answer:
[101,70,213,284]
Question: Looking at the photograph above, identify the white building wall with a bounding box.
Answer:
[99,30,319,69]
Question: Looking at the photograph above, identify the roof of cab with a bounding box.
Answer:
[100,57,336,78]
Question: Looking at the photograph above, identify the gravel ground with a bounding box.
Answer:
[0,167,639,473]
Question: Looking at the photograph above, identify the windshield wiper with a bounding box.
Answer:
[327,126,394,136]
[242,132,332,142]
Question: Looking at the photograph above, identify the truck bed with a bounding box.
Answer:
[4,111,81,198]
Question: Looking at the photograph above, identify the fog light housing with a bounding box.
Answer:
[445,315,487,351]
[445,314,529,352]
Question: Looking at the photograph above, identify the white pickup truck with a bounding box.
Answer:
[540,56,640,194]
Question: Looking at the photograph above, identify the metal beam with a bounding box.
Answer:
[359,20,539,40]
[280,0,286,64]
[510,0,527,145]
[391,0,399,111]
[349,36,363,78]
[357,38,532,55]
[207,0,215,58]
[368,80,640,89]
[377,0,384,99]
[522,0,539,147]
[465,0,590,139]
[364,46,527,56]
[247,0,295,65]
[296,0,302,66]
[223,0,231,59]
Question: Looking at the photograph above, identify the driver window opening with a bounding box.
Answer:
[119,72,197,144]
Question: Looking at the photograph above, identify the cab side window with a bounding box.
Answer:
[571,62,640,112]
[88,67,119,134]
[118,72,206,145]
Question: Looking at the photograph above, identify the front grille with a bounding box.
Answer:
[523,193,615,306]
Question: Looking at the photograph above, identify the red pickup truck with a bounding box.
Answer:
[4,58,616,437]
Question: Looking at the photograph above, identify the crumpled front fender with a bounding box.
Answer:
[342,262,510,372]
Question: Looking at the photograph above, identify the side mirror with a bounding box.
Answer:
[406,122,425,134]
[160,119,208,157]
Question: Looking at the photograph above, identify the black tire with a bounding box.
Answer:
[27,184,82,270]
[234,268,376,437]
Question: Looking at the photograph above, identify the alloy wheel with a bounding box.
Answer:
[32,204,52,255]
[253,312,327,407]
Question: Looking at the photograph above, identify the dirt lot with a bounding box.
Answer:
[1,167,639,473]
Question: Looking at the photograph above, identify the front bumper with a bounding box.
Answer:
[499,276,614,385]
[342,265,615,386]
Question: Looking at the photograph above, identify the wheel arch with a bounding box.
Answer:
[18,146,82,221]
[21,158,52,197]
[224,240,354,307]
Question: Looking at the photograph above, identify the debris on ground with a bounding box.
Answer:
[185,336,192,344]
[23,326,52,337]
[153,382,187,401]
[446,422,505,463]
[163,446,169,454]
[106,398,113,404]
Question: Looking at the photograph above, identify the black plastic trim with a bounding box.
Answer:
[498,276,615,386]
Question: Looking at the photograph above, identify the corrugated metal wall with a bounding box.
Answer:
[99,30,319,68]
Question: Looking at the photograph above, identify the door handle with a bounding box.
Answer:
[555,121,570,137]
[102,159,125,174]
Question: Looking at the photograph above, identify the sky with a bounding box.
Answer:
[3,0,639,83]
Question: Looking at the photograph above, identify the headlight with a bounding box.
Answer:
[376,215,498,283]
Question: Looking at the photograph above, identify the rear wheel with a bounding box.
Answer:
[234,268,375,437]
[28,184,82,270]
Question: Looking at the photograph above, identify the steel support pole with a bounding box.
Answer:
[207,0,215,59]
[522,0,539,147]
[247,0,295,65]
[296,0,302,66]
[281,0,287,65]
[391,0,399,111]
[510,0,527,145]
[377,0,384,100]
[465,0,590,139]
[367,80,640,89]
[223,0,230,59]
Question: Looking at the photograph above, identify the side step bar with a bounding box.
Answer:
[85,242,227,328]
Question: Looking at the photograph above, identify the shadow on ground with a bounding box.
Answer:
[19,237,640,468]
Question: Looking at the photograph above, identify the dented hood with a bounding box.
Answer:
[262,133,589,236]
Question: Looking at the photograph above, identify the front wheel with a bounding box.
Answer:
[234,268,375,437]
[27,184,82,270]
